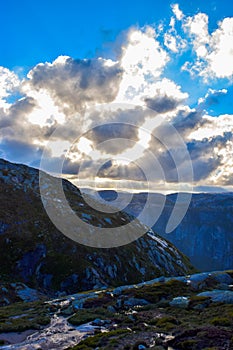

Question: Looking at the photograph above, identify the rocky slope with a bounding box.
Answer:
[95,190,233,271]
[0,270,233,349]
[0,159,193,300]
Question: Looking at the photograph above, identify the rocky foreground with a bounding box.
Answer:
[0,270,233,349]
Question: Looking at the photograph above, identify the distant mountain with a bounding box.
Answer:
[95,190,233,271]
[0,159,193,298]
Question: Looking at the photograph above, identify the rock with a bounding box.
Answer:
[212,272,233,285]
[72,300,84,309]
[198,290,233,304]
[10,282,41,302]
[187,272,212,290]
[217,283,230,290]
[138,345,147,350]
[91,318,111,326]
[128,314,136,321]
[107,305,116,313]
[193,303,209,310]
[132,342,148,350]
[169,296,189,308]
[112,285,132,296]
[124,297,150,308]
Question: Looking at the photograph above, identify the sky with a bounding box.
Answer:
[0,0,233,193]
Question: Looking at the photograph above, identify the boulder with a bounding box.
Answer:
[198,290,233,304]
[124,297,150,308]
[169,296,189,308]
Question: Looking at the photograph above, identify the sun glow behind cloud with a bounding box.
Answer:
[26,90,65,126]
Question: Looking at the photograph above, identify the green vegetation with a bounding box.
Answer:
[125,279,191,303]
[0,301,50,333]
[150,315,178,330]
[68,307,113,326]
[67,329,131,350]
[0,274,232,349]
[176,339,198,349]
[210,316,231,326]
[67,277,233,349]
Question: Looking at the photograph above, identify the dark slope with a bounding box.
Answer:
[0,159,193,297]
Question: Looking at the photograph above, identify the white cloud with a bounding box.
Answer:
[116,26,169,103]
[0,67,19,110]
[24,89,65,126]
[164,30,186,53]
[184,13,209,44]
[171,4,184,21]
[207,17,233,78]
[144,78,188,112]
[25,55,123,117]
[182,13,233,79]
[163,8,187,54]
[164,33,178,52]
[190,113,233,140]
[213,140,233,186]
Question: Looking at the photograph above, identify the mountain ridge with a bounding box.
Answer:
[94,189,233,271]
[0,158,193,299]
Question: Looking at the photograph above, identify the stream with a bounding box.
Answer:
[0,312,101,350]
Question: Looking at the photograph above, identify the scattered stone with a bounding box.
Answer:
[107,305,116,313]
[217,283,230,290]
[187,272,212,290]
[169,296,189,308]
[212,271,233,285]
[198,290,233,303]
[10,283,41,302]
[91,318,111,326]
[132,341,148,349]
[138,345,147,350]
[124,297,150,308]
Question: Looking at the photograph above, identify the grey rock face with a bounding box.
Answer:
[97,190,233,271]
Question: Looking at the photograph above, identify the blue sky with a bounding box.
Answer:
[1,0,232,69]
[1,0,232,111]
[0,0,233,192]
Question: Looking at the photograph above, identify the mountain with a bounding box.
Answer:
[95,190,233,271]
[0,159,193,299]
